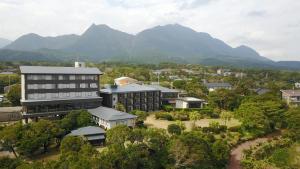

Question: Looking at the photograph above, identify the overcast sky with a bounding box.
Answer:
[0,0,299,61]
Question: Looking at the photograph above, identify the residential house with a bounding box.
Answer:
[176,97,205,109]
[20,62,103,123]
[204,82,232,92]
[89,106,137,129]
[281,90,300,107]
[252,88,271,95]
[100,83,161,112]
[67,126,106,145]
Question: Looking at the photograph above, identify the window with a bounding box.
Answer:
[70,83,76,88]
[80,83,88,88]
[69,75,75,80]
[45,75,52,80]
[58,75,64,80]
[90,83,97,88]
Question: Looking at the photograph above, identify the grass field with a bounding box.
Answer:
[145,114,241,131]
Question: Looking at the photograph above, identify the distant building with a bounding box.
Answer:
[176,97,205,109]
[295,82,300,88]
[0,107,22,122]
[235,72,247,78]
[89,106,137,129]
[67,126,106,145]
[217,69,232,76]
[281,90,300,107]
[114,77,139,86]
[20,62,103,123]
[204,82,232,92]
[145,84,179,105]
[252,88,271,95]
[100,83,161,112]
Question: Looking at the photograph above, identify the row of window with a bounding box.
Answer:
[27,92,98,100]
[27,75,97,81]
[27,83,98,89]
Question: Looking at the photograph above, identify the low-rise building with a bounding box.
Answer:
[145,84,179,105]
[100,83,161,112]
[281,90,300,107]
[176,97,205,109]
[204,82,232,92]
[88,106,137,129]
[67,126,106,145]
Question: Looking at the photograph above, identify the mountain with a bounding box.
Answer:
[64,24,134,60]
[5,33,80,51]
[2,23,297,69]
[0,38,11,48]
[277,61,300,70]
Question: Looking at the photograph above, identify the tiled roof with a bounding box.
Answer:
[88,106,137,121]
[68,126,105,136]
[20,66,102,75]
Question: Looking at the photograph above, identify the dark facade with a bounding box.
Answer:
[20,65,102,121]
[100,84,161,112]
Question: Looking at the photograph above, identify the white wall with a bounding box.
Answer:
[21,75,25,100]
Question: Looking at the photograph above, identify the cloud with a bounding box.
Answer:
[0,0,299,61]
[247,10,267,17]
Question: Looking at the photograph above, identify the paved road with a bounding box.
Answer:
[228,132,281,169]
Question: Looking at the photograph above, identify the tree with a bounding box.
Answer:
[0,123,23,158]
[175,120,186,131]
[285,108,300,140]
[60,136,86,154]
[212,140,230,167]
[106,125,131,145]
[189,111,201,128]
[7,84,21,106]
[167,124,182,135]
[220,111,233,125]
[168,132,214,169]
[76,110,92,127]
[130,110,148,127]
[116,102,126,112]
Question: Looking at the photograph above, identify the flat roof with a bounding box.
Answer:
[100,83,159,94]
[88,106,137,121]
[68,126,105,136]
[281,90,300,96]
[20,66,102,75]
[145,84,179,93]
[177,97,205,102]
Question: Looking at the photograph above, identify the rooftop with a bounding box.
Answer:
[100,83,159,94]
[20,66,102,75]
[68,126,105,136]
[88,106,137,121]
[281,90,300,96]
[177,97,205,102]
[145,84,179,93]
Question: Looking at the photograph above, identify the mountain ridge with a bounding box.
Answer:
[1,24,296,69]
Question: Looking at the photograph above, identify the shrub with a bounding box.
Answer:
[155,112,173,121]
[228,126,241,132]
[167,124,182,135]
